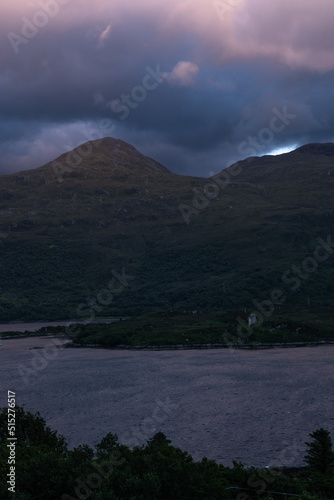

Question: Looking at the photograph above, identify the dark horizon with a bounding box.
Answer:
[2,136,334,179]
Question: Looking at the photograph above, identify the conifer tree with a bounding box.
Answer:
[304,428,334,476]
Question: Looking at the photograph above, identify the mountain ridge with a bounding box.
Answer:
[0,139,334,323]
[3,139,334,180]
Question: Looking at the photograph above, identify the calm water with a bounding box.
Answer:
[0,337,333,468]
[0,319,119,333]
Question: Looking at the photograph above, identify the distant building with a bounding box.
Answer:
[248,313,257,327]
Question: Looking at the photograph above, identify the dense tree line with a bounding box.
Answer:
[0,407,333,499]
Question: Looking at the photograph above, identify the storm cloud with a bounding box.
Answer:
[1,0,334,176]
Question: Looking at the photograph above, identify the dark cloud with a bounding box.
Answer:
[1,0,334,176]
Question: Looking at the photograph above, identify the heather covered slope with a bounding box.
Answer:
[0,139,334,322]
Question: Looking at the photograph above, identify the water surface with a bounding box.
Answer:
[0,337,333,468]
[0,318,119,333]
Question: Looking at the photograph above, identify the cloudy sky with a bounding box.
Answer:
[1,0,334,176]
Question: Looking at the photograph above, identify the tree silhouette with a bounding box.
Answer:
[304,428,334,476]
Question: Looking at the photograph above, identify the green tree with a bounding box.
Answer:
[304,428,334,476]
[0,406,71,499]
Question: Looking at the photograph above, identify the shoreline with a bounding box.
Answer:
[0,318,122,335]
[1,333,331,351]
[66,340,328,350]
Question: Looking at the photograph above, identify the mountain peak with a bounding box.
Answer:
[294,142,334,156]
[70,137,172,175]
[218,141,334,185]
[36,137,173,181]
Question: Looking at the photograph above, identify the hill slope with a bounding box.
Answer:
[0,139,334,323]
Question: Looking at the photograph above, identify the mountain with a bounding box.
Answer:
[0,139,334,324]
